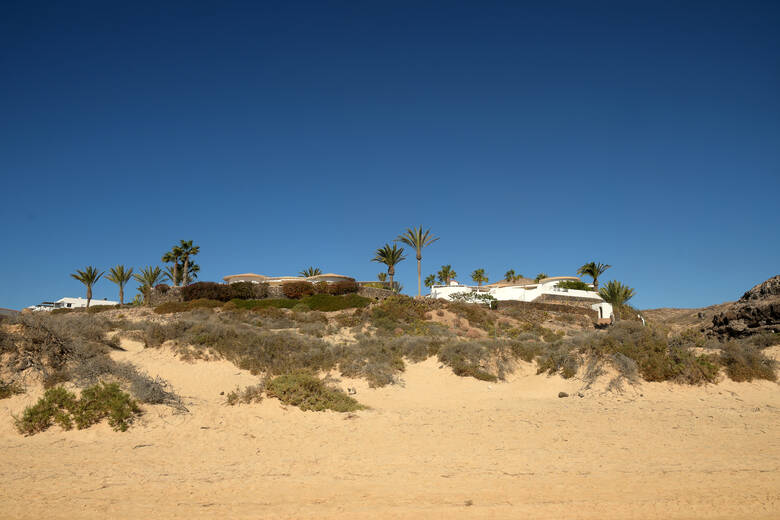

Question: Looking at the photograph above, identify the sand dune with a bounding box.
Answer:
[1,341,778,519]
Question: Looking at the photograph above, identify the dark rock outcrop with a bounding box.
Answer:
[710,276,780,338]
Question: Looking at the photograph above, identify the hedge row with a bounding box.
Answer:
[282,280,358,299]
[181,282,268,302]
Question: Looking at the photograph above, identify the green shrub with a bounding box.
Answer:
[181,282,233,302]
[266,372,364,412]
[313,281,329,294]
[437,340,503,382]
[368,296,435,334]
[282,281,315,299]
[227,282,256,300]
[446,301,495,331]
[87,304,121,314]
[299,294,371,312]
[228,298,299,310]
[15,386,78,434]
[720,341,777,382]
[556,280,594,291]
[154,299,222,314]
[326,280,359,295]
[71,382,142,431]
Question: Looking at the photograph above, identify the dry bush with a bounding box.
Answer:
[720,341,777,382]
[445,301,495,331]
[4,313,183,408]
[225,382,265,405]
[0,380,24,399]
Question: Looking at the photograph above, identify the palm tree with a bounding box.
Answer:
[164,261,199,286]
[106,265,134,305]
[436,265,457,285]
[577,261,612,290]
[534,272,548,283]
[372,243,406,291]
[504,269,516,283]
[162,245,183,287]
[377,272,387,283]
[471,268,488,286]
[133,266,164,305]
[424,274,436,288]
[598,280,636,320]
[300,267,322,278]
[178,240,200,286]
[70,266,104,308]
[396,226,439,297]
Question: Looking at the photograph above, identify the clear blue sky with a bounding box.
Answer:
[1,1,778,310]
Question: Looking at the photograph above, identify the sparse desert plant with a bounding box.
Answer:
[265,372,364,412]
[720,341,777,382]
[225,383,265,405]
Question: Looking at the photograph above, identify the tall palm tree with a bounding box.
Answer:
[436,265,457,285]
[424,274,436,288]
[598,280,636,320]
[504,269,516,283]
[70,266,104,308]
[577,261,612,290]
[162,245,183,287]
[377,272,387,283]
[133,266,164,305]
[163,262,199,286]
[471,268,488,286]
[396,226,439,297]
[178,240,200,286]
[534,272,548,283]
[300,267,322,278]
[106,265,134,305]
[372,243,406,291]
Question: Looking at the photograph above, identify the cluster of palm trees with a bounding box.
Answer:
[70,264,137,307]
[161,240,200,287]
[69,240,200,307]
[371,226,439,296]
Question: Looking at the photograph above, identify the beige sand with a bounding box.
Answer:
[1,340,778,519]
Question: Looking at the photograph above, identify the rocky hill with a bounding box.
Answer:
[710,276,780,338]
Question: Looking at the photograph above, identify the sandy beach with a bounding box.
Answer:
[1,338,778,519]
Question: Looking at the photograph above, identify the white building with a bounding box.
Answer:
[430,276,613,321]
[28,297,119,312]
[223,273,356,285]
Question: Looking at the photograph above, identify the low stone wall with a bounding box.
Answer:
[148,286,183,306]
[496,300,598,320]
[534,293,602,309]
[267,285,285,299]
[357,286,395,300]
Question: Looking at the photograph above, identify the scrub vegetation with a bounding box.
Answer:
[3,292,776,420]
